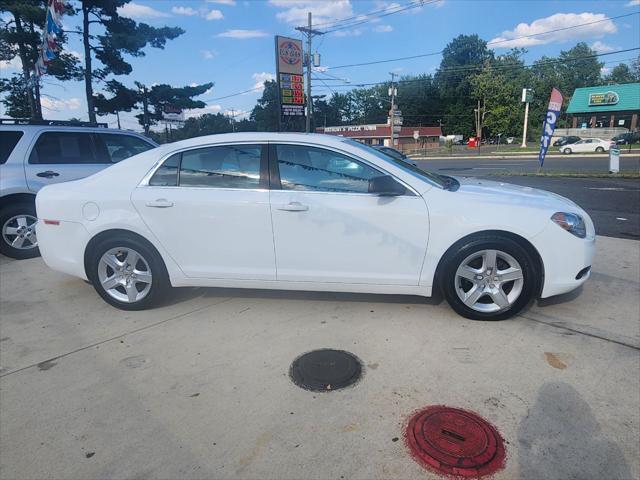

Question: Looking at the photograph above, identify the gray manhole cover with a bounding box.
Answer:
[290,349,363,392]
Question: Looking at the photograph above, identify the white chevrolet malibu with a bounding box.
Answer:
[35,133,595,320]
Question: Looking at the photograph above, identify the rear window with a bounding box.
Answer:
[29,132,96,164]
[94,133,155,163]
[0,131,24,164]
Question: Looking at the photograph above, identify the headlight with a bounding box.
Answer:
[551,212,586,238]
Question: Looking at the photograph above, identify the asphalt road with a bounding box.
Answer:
[414,156,640,240]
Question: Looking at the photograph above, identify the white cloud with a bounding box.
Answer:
[270,0,354,26]
[171,6,198,16]
[333,28,363,37]
[373,24,393,33]
[205,9,224,20]
[626,0,640,6]
[489,12,617,49]
[252,72,276,90]
[41,97,81,112]
[184,104,222,119]
[217,29,268,38]
[591,41,615,53]
[117,2,170,19]
[201,50,216,59]
[207,0,236,4]
[0,56,22,70]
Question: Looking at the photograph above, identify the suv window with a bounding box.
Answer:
[149,153,180,186]
[0,131,23,164]
[95,133,154,163]
[29,132,96,164]
[275,144,380,193]
[179,145,261,189]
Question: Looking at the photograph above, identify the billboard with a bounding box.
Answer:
[275,36,305,119]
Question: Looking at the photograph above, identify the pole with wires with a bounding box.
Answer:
[296,12,324,133]
[389,72,397,146]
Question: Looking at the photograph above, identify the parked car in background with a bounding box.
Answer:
[373,145,417,166]
[36,132,595,321]
[0,120,157,259]
[611,131,640,145]
[553,136,581,147]
[559,138,613,154]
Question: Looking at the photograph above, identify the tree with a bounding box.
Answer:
[94,79,139,128]
[605,63,638,85]
[0,74,31,117]
[134,82,213,135]
[75,0,184,123]
[0,0,81,119]
[250,80,280,132]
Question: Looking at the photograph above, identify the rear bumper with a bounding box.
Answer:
[37,219,89,280]
[534,223,596,298]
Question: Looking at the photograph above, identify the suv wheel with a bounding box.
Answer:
[87,233,170,310]
[440,235,539,321]
[0,202,40,259]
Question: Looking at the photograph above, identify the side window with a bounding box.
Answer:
[29,132,96,164]
[179,144,261,189]
[275,144,381,193]
[0,131,23,164]
[96,134,155,163]
[149,153,180,186]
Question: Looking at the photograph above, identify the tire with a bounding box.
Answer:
[0,202,40,259]
[87,233,170,310]
[439,235,539,321]
[595,147,604,153]
[563,148,572,154]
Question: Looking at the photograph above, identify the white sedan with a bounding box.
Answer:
[36,133,595,320]
[560,138,613,154]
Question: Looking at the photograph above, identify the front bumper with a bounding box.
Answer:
[533,222,596,298]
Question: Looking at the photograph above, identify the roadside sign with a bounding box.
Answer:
[275,36,305,120]
[413,130,420,141]
[609,147,620,173]
[392,125,402,133]
[162,104,183,122]
[538,87,563,167]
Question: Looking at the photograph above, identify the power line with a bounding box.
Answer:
[327,12,640,70]
[311,0,429,29]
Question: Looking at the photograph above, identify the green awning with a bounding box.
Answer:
[566,82,640,113]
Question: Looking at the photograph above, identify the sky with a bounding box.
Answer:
[1,0,639,131]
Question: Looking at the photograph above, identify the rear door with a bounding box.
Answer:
[131,143,276,280]
[24,130,107,191]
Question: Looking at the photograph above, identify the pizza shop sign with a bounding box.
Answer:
[588,90,619,106]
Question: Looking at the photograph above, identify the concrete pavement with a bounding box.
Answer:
[1,235,638,480]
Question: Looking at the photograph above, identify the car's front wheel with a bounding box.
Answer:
[563,147,572,154]
[87,233,170,310]
[0,202,40,259]
[440,235,539,320]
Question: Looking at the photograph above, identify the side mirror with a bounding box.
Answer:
[368,175,406,196]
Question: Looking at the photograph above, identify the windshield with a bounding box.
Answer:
[344,139,448,189]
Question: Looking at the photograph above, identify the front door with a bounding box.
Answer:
[269,143,429,285]
[131,143,276,280]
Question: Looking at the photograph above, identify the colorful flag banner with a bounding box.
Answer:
[538,87,563,167]
[35,0,66,77]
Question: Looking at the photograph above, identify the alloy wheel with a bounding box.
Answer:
[2,214,38,250]
[97,247,153,303]
[454,249,524,313]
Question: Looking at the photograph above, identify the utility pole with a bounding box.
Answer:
[141,84,150,136]
[389,72,397,146]
[296,12,324,133]
[230,108,236,132]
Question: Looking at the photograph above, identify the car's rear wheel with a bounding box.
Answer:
[563,147,572,154]
[87,233,170,310]
[0,202,40,259]
[440,235,539,320]
[595,146,605,153]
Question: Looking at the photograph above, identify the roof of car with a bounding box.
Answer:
[0,124,144,134]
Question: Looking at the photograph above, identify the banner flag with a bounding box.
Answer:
[538,87,563,167]
[36,0,66,77]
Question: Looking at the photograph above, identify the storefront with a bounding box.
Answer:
[316,124,442,151]
[567,83,639,131]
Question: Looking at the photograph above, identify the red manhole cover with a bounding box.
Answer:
[405,406,505,478]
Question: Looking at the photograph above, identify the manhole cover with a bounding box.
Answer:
[290,349,362,392]
[405,405,505,477]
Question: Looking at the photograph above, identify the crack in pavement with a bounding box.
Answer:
[0,297,234,378]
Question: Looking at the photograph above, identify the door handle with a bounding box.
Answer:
[277,202,308,212]
[146,199,174,208]
[36,170,59,178]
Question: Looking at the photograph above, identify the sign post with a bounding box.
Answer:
[609,146,620,174]
[275,36,305,130]
[521,88,533,148]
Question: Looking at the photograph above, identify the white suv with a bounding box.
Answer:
[0,120,157,259]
